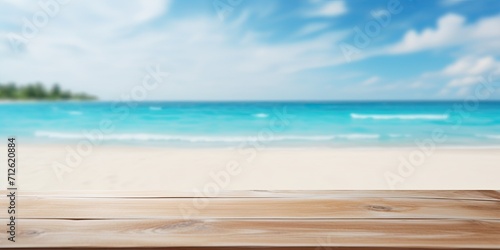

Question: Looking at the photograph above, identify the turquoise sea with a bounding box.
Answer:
[1,101,500,147]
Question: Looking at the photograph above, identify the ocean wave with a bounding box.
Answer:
[68,111,82,115]
[35,131,85,139]
[350,113,448,120]
[477,134,500,139]
[253,113,269,118]
[389,134,412,138]
[334,134,380,139]
[149,106,162,111]
[34,131,381,142]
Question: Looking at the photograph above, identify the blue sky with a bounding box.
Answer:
[1,0,500,100]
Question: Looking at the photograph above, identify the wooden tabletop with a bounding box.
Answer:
[1,190,499,248]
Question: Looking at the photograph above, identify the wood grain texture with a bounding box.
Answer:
[2,219,500,248]
[2,190,500,199]
[2,196,500,220]
[2,248,475,250]
[0,191,499,248]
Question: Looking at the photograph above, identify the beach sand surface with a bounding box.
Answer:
[5,145,500,190]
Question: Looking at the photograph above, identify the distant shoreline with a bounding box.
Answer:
[0,100,98,104]
[2,100,500,103]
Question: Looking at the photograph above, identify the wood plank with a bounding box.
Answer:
[4,248,474,250]
[2,196,499,220]
[1,219,499,248]
[2,190,500,200]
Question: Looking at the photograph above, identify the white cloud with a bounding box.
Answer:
[388,13,500,55]
[361,76,380,86]
[407,55,499,98]
[307,0,347,17]
[439,56,499,88]
[447,76,484,87]
[441,0,467,6]
[371,9,389,18]
[421,56,500,97]
[389,14,465,53]
[0,1,348,100]
[375,12,500,98]
[133,0,171,22]
[409,81,425,89]
[1,0,37,11]
[441,56,500,89]
[294,23,330,37]
[443,56,498,76]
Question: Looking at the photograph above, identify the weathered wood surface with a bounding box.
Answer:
[1,191,499,248]
[3,196,500,220]
[5,190,500,199]
[3,219,500,248]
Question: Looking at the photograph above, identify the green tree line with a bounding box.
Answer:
[0,83,96,100]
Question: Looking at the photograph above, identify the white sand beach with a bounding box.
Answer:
[6,145,500,191]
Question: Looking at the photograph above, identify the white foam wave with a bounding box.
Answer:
[477,134,500,139]
[34,131,381,142]
[35,131,85,139]
[351,113,448,120]
[335,134,380,139]
[389,134,412,138]
[253,113,269,118]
